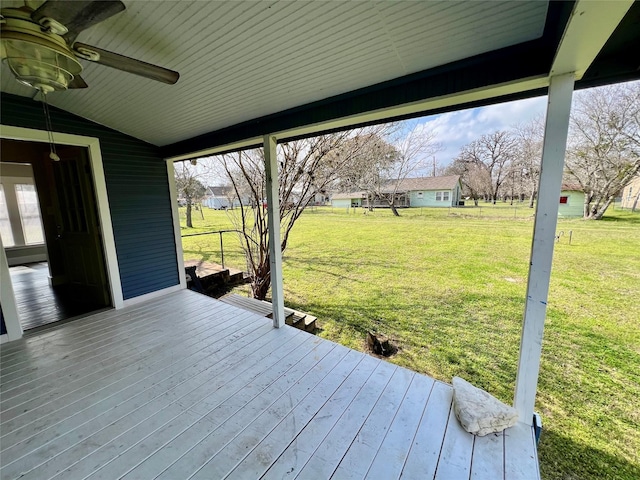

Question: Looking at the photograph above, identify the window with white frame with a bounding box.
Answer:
[0,171,45,247]
[0,185,15,247]
[416,191,423,198]
[15,184,45,244]
[435,191,450,202]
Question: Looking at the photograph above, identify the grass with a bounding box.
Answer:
[179,203,640,480]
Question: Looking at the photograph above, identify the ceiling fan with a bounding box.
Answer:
[0,0,180,94]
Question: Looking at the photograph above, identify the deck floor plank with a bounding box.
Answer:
[190,349,368,480]
[470,430,505,479]
[0,296,230,382]
[261,360,398,480]
[0,309,258,443]
[400,381,453,479]
[1,290,187,360]
[0,312,262,464]
[434,407,475,479]
[0,304,239,411]
[504,421,540,480]
[364,372,436,480]
[331,367,416,479]
[0,289,540,480]
[18,328,309,480]
[146,343,351,479]
[97,332,318,480]
[1,313,269,477]
[113,336,337,480]
[247,355,383,480]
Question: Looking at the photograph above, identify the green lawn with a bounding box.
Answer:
[179,204,640,480]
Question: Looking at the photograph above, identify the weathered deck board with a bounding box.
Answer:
[0,289,540,479]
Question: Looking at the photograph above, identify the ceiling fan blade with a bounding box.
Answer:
[73,42,180,85]
[32,1,125,43]
[68,75,89,89]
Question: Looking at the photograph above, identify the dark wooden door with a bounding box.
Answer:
[52,148,111,307]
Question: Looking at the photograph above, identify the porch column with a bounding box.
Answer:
[514,73,575,421]
[264,134,286,328]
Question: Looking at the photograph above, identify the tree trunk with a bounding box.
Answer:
[251,260,271,300]
[583,192,592,219]
[528,189,536,208]
[591,196,615,220]
[186,202,193,228]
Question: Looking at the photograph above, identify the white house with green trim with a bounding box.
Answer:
[331,176,462,209]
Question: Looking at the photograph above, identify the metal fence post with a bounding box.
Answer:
[219,232,225,268]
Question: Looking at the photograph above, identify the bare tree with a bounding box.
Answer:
[334,123,441,216]
[449,131,516,204]
[566,82,640,219]
[215,129,382,300]
[513,117,544,207]
[174,162,207,228]
[382,124,442,215]
[332,129,399,211]
[445,158,490,206]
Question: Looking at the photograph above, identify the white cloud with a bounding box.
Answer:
[415,96,547,166]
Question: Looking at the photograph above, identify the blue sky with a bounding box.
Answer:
[404,95,548,168]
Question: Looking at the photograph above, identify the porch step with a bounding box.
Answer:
[184,260,247,293]
[219,293,316,333]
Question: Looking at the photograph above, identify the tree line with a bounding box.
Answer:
[445,82,640,219]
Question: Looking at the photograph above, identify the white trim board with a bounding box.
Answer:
[122,284,184,308]
[166,160,187,290]
[0,233,22,341]
[0,125,124,340]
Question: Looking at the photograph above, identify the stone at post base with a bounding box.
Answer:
[452,376,519,436]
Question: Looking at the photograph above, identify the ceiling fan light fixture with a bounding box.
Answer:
[1,8,82,93]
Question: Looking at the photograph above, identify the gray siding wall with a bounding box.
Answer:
[1,93,179,300]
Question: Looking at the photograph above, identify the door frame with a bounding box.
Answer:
[1,125,124,341]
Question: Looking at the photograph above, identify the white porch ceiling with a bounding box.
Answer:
[1,1,549,147]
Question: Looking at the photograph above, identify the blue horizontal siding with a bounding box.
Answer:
[1,93,179,300]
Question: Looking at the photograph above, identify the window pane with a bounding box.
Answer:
[15,184,45,244]
[0,185,15,247]
[436,192,442,201]
[443,192,450,201]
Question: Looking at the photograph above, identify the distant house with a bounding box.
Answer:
[558,183,584,217]
[330,176,462,208]
[620,175,640,211]
[203,186,243,209]
[398,176,463,207]
[330,192,366,208]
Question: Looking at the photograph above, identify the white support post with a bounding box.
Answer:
[264,134,286,328]
[514,73,575,422]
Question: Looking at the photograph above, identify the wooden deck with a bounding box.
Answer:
[0,289,539,479]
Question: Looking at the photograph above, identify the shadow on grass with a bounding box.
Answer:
[600,212,640,225]
[538,428,640,480]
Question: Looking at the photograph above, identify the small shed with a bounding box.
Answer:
[558,184,584,217]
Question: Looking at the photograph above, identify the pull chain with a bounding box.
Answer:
[41,93,60,161]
